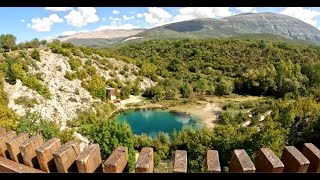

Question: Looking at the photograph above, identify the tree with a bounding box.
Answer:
[30,38,40,48]
[180,83,193,98]
[85,120,136,172]
[215,78,234,96]
[31,49,40,61]
[16,111,60,140]
[5,60,17,85]
[81,74,106,100]
[40,40,47,46]
[120,85,131,99]
[0,34,16,52]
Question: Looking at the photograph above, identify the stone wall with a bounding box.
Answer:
[0,127,319,173]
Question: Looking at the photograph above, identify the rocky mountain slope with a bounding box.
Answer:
[130,12,320,45]
[59,29,145,47]
[2,49,155,128]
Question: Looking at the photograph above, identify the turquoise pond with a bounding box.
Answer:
[115,109,203,138]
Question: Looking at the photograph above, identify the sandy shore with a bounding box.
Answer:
[168,102,222,128]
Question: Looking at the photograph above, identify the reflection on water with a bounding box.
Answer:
[115,109,201,137]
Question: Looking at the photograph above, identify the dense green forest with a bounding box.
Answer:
[1,35,320,172]
[115,39,320,100]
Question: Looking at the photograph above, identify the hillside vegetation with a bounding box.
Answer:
[115,39,320,100]
[1,34,320,172]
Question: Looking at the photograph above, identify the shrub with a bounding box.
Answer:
[31,49,40,61]
[222,103,240,110]
[81,74,106,100]
[85,65,96,76]
[14,96,38,108]
[65,71,77,81]
[240,101,258,109]
[68,58,82,70]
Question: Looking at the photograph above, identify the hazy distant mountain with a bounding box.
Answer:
[60,12,320,47]
[58,29,145,47]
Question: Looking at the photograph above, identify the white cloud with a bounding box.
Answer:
[280,7,320,27]
[137,13,143,18]
[45,7,73,11]
[95,24,138,31]
[20,19,25,23]
[112,10,120,14]
[48,14,64,23]
[123,15,134,21]
[141,7,172,26]
[236,7,257,13]
[64,7,99,27]
[102,17,106,21]
[28,14,63,32]
[173,7,232,22]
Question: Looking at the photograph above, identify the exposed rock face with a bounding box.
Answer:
[3,50,155,128]
[3,50,100,128]
[136,12,320,45]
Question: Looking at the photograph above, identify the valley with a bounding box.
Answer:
[0,11,320,172]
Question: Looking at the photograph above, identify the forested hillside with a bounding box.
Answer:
[115,39,320,99]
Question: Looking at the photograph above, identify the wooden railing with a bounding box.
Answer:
[0,127,319,173]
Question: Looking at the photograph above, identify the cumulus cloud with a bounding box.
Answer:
[123,15,134,21]
[64,7,99,27]
[173,7,232,22]
[140,7,172,26]
[28,14,63,32]
[112,10,120,14]
[95,24,138,31]
[236,7,257,13]
[280,7,320,27]
[45,7,73,11]
[20,19,25,23]
[136,13,143,18]
[137,7,233,28]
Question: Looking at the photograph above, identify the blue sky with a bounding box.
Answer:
[1,7,320,43]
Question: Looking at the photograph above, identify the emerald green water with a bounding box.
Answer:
[115,109,202,138]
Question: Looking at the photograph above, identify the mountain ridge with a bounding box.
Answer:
[58,12,320,47]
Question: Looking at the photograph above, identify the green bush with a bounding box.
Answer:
[68,58,82,70]
[14,96,38,108]
[222,102,240,110]
[240,101,258,109]
[65,71,77,81]
[30,49,40,61]
[85,65,96,76]
[81,74,106,100]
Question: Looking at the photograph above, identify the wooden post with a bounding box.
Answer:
[205,150,221,173]
[53,141,81,173]
[173,150,187,173]
[229,149,255,172]
[76,144,102,173]
[135,147,154,173]
[255,148,284,172]
[281,146,310,172]
[6,133,29,163]
[19,134,43,168]
[35,138,61,172]
[0,156,46,173]
[0,131,16,158]
[104,146,128,173]
[301,143,320,172]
